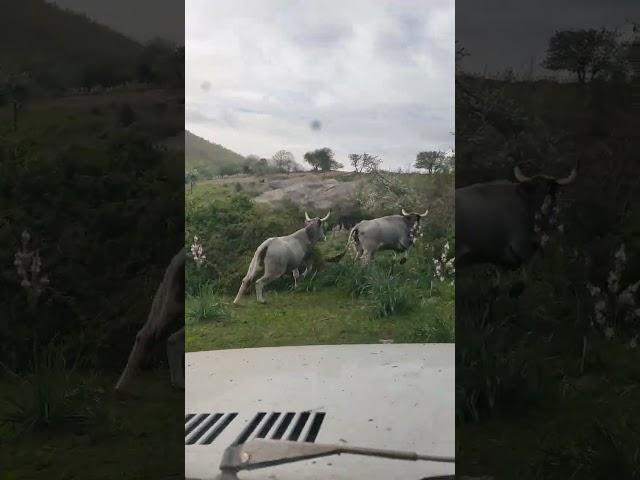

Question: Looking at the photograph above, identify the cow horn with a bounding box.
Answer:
[320,211,331,222]
[420,209,429,217]
[555,166,577,185]
[514,166,531,182]
[305,211,311,221]
[401,208,409,216]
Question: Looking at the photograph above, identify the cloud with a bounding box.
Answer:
[186,0,454,170]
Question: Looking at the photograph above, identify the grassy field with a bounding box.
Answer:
[185,171,455,352]
[0,371,183,480]
[186,285,454,352]
[1,86,184,478]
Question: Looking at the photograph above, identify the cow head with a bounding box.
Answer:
[401,208,429,225]
[514,165,577,212]
[304,211,331,242]
[401,208,429,243]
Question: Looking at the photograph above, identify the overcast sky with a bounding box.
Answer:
[186,0,455,171]
[50,0,184,45]
[457,0,637,78]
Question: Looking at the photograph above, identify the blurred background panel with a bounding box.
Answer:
[0,1,184,478]
[456,1,639,478]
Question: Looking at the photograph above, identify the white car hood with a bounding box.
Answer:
[185,344,454,480]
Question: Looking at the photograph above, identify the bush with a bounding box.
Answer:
[186,283,226,323]
[412,315,455,343]
[0,340,92,435]
[365,266,412,318]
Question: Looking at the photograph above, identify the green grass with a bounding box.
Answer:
[186,283,226,324]
[184,169,455,351]
[0,371,183,480]
[186,286,454,352]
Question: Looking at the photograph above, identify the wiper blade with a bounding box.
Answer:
[219,439,455,473]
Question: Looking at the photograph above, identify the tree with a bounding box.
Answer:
[542,28,628,83]
[137,38,183,87]
[272,150,295,174]
[415,151,445,173]
[304,151,320,171]
[255,157,269,176]
[349,153,382,173]
[218,163,238,178]
[0,72,30,132]
[185,169,198,193]
[304,148,342,172]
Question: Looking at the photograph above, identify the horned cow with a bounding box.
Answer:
[455,164,577,293]
[233,211,330,304]
[328,208,428,263]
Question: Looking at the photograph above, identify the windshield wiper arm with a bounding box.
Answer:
[219,439,455,474]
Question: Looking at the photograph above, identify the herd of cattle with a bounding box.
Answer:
[115,164,577,392]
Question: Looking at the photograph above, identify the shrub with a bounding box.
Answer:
[0,340,92,435]
[186,283,226,323]
[412,315,455,343]
[365,266,412,318]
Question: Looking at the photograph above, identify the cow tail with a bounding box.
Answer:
[245,239,271,280]
[326,227,358,263]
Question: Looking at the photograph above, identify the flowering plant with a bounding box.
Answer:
[586,244,639,349]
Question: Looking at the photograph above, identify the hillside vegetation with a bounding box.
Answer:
[0,87,184,478]
[185,130,247,178]
[185,167,455,351]
[0,0,183,97]
[456,70,640,478]
[0,2,185,473]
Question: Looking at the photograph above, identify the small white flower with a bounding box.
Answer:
[604,327,614,339]
[540,233,550,247]
[595,300,606,312]
[617,290,634,307]
[608,271,619,293]
[615,244,626,263]
[557,224,564,233]
[630,337,638,349]
[626,281,640,295]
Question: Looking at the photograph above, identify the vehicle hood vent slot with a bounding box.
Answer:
[185,412,238,445]
[232,411,326,445]
[186,411,326,446]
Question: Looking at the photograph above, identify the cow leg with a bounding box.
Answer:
[115,326,155,393]
[167,327,185,390]
[363,250,374,264]
[255,274,277,303]
[292,268,300,288]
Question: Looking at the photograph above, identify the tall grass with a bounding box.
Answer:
[455,296,536,423]
[1,340,92,435]
[365,266,412,318]
[412,314,455,343]
[538,423,640,479]
[307,258,413,318]
[186,282,226,323]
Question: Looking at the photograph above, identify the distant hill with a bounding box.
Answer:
[0,0,144,91]
[185,130,248,178]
